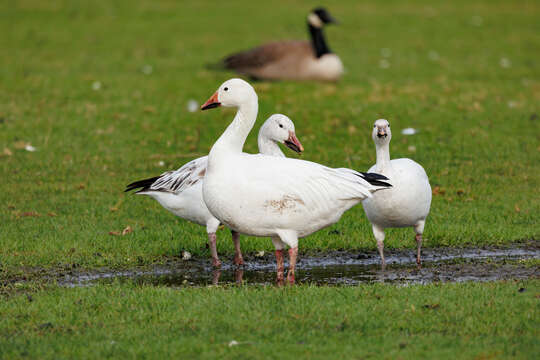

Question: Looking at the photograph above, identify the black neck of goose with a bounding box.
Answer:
[308,23,331,58]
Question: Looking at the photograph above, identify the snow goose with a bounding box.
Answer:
[200,78,391,283]
[362,119,432,269]
[216,7,343,82]
[125,114,304,268]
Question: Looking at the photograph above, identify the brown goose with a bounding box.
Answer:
[218,7,343,82]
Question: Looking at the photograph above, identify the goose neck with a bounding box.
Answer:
[257,135,285,157]
[375,142,391,172]
[213,100,258,154]
[308,23,331,58]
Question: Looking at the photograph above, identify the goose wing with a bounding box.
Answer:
[223,41,312,70]
[125,156,208,194]
[234,154,391,211]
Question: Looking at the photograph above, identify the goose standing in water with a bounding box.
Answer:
[125,114,304,267]
[362,119,432,269]
[217,7,343,82]
[200,78,391,283]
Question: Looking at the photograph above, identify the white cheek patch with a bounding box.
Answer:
[308,13,323,28]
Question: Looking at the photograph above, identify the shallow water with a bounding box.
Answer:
[59,244,540,287]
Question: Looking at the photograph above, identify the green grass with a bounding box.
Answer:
[1,280,538,359]
[0,2,539,357]
[1,0,538,271]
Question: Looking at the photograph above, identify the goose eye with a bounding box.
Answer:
[279,124,284,128]
[373,125,376,128]
[224,87,229,91]
[388,125,390,128]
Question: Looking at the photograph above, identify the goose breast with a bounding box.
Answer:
[363,158,431,228]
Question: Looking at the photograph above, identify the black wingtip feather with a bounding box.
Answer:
[358,172,392,188]
[366,179,393,187]
[360,172,389,181]
[124,176,161,193]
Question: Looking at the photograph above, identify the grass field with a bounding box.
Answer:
[1,280,539,359]
[0,0,539,358]
[0,0,538,271]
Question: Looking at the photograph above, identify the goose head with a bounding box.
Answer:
[308,7,338,28]
[372,119,392,144]
[261,114,304,153]
[201,78,257,110]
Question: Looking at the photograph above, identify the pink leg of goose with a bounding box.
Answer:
[231,231,244,266]
[415,234,423,268]
[275,250,285,283]
[372,225,386,270]
[207,233,221,268]
[287,247,298,284]
[414,220,425,269]
[272,237,286,284]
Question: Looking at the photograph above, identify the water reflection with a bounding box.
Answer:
[59,245,539,288]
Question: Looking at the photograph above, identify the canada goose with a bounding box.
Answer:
[217,7,343,82]
[362,119,432,269]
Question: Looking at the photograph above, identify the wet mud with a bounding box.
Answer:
[59,244,540,287]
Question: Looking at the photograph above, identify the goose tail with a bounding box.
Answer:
[358,172,392,188]
[124,176,161,193]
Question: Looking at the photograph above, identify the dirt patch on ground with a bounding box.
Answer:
[55,242,539,287]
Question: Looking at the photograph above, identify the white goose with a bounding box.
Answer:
[200,78,391,283]
[362,119,432,268]
[125,114,304,268]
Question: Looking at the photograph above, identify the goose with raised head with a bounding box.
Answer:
[362,119,432,269]
[200,78,391,283]
[217,7,343,82]
[125,114,304,268]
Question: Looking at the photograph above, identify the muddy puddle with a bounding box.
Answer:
[59,244,540,287]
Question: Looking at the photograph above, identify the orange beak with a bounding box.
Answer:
[201,91,220,110]
[284,131,304,153]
